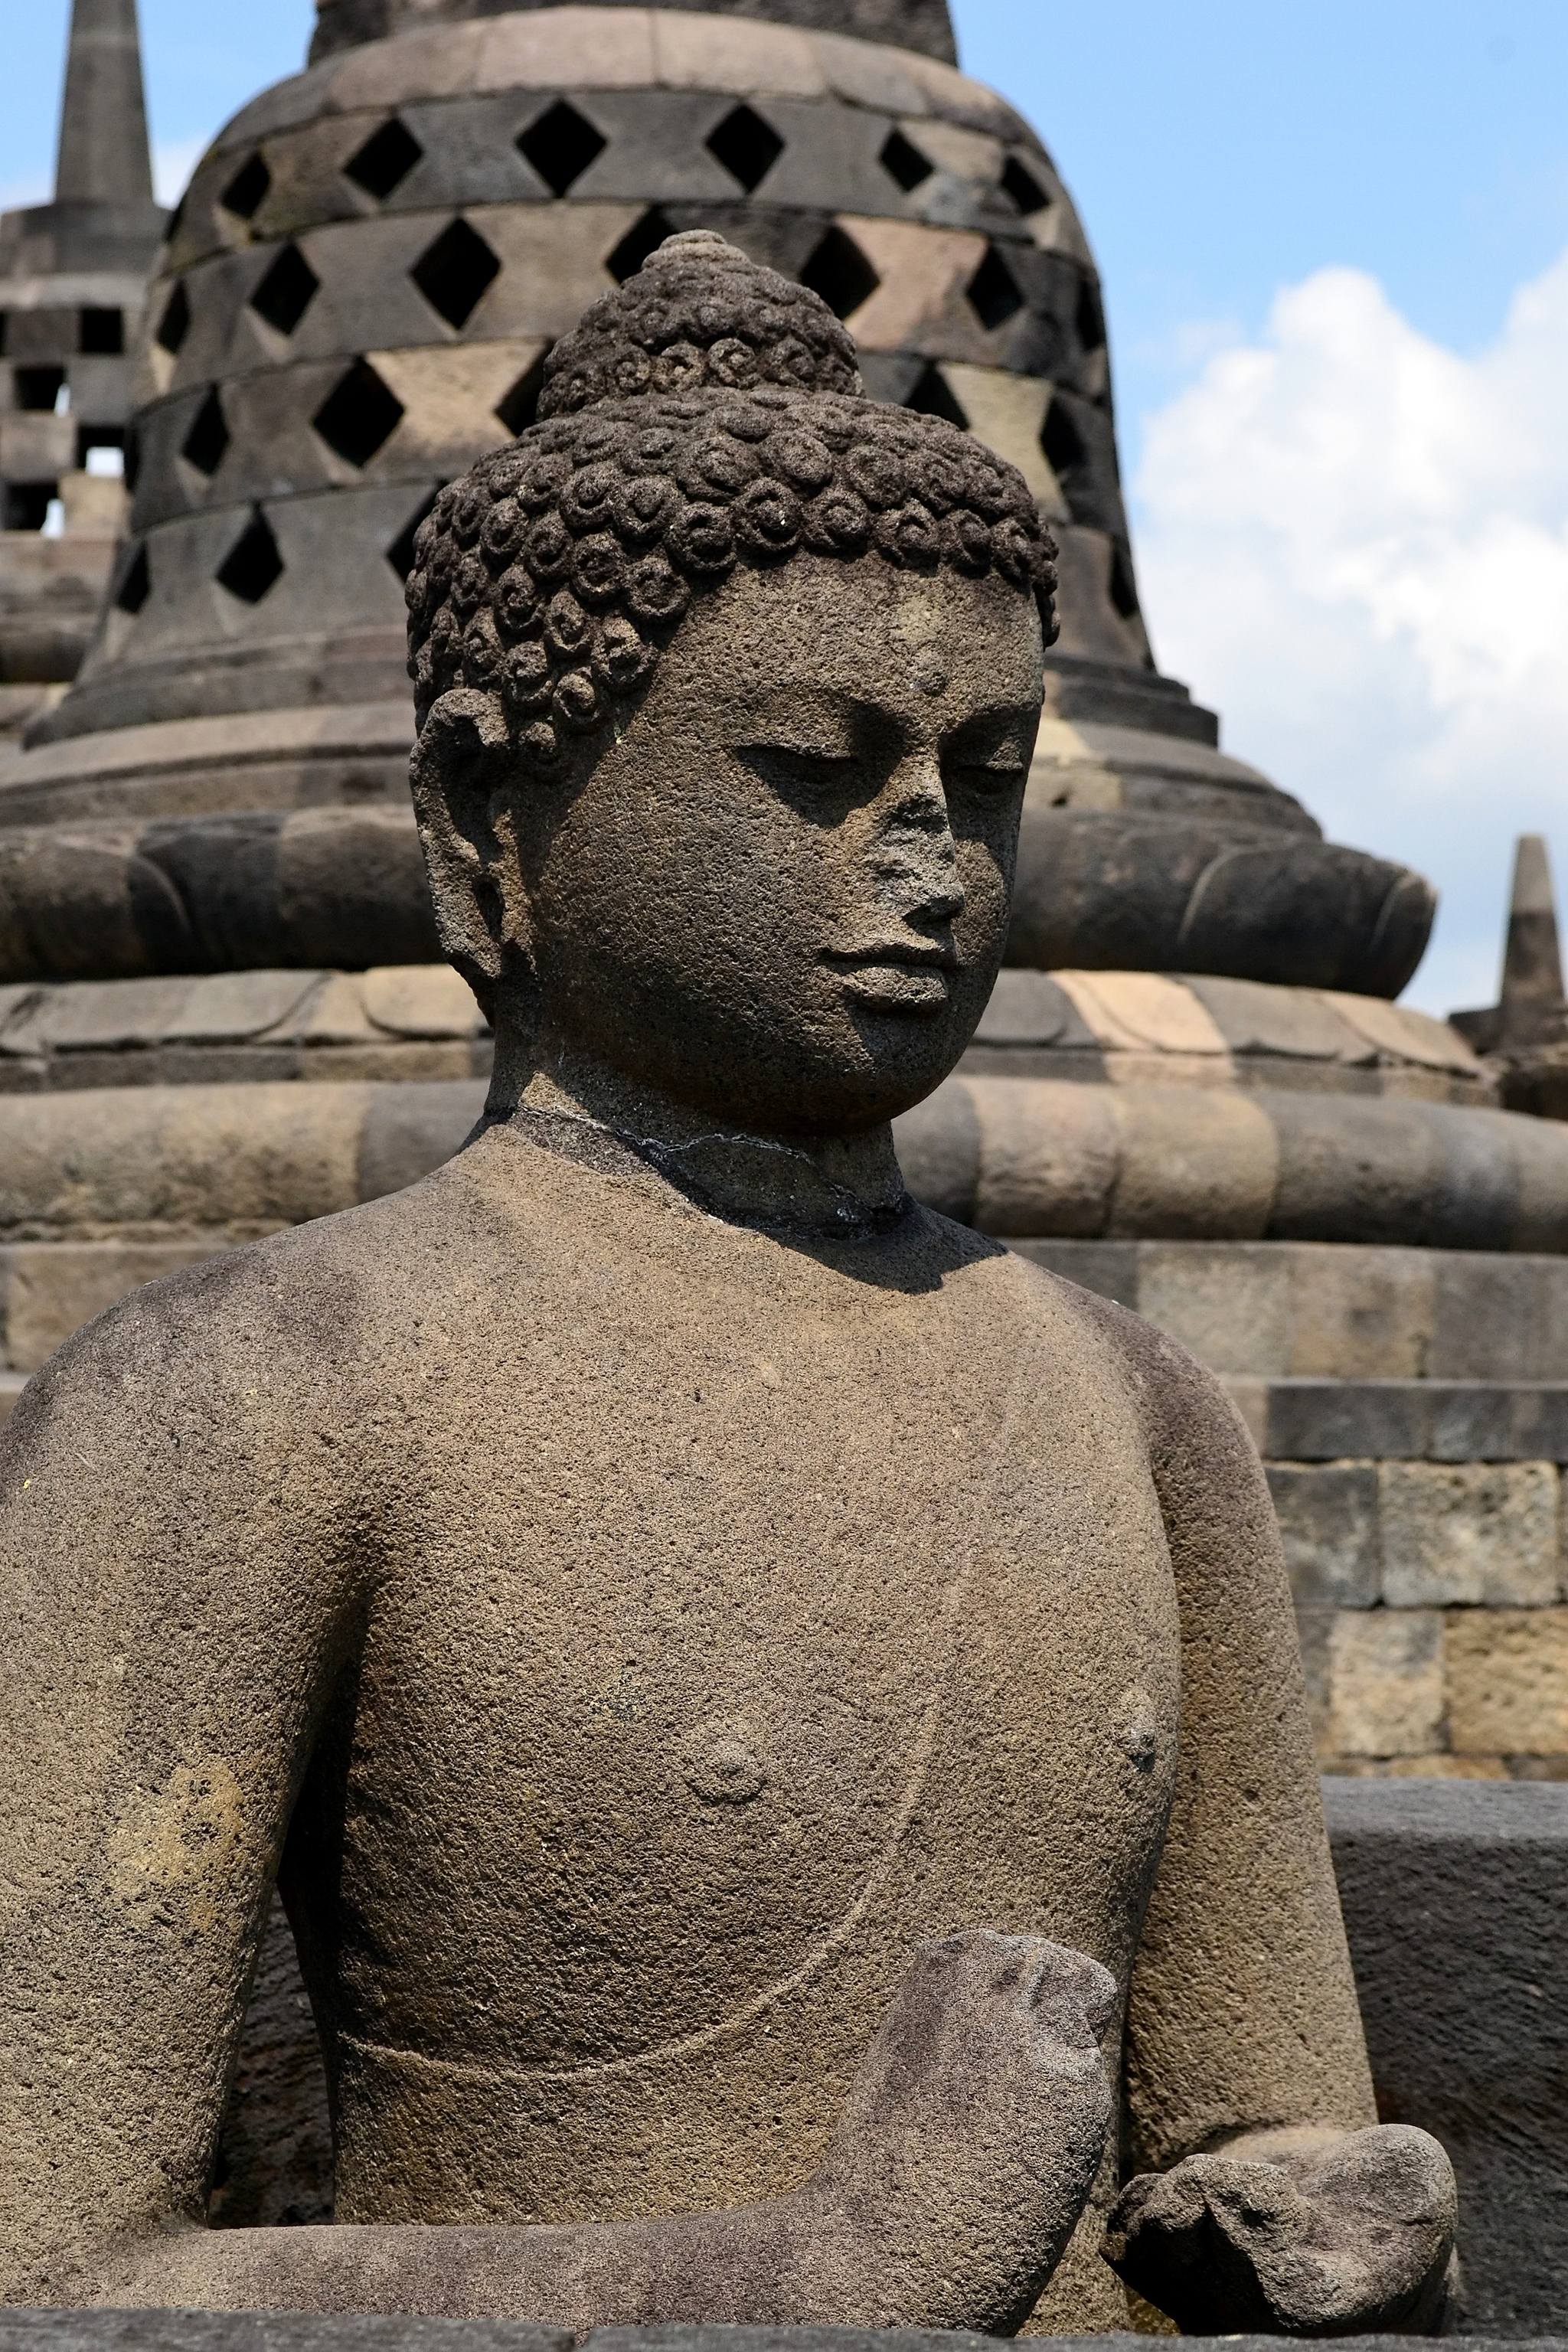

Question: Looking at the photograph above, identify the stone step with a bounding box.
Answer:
[0,963,489,1093]
[1230,1377,1568,1464]
[898,1077,1568,1253]
[1012,1236,1568,1383]
[964,966,1486,1103]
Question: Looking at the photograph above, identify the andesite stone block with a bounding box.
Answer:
[1327,1609,1445,1759]
[1323,1778,1568,2330]
[1266,1463,1380,1609]
[1380,1461,1560,1609]
[1447,1607,1568,1756]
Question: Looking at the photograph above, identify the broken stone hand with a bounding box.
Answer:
[94,1927,1116,2333]
[804,1927,1118,2331]
[1105,2121,1459,2335]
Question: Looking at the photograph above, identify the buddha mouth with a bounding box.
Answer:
[825,942,959,1012]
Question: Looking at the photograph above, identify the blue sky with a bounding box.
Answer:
[5,0,1567,1010]
[954,2,1568,473]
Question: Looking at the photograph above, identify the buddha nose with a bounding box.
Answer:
[868,756,965,926]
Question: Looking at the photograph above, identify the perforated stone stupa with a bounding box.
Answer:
[0,0,1425,1017]
[3,0,1568,1801]
[0,0,165,745]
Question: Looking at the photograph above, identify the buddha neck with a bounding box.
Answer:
[485,1031,911,1240]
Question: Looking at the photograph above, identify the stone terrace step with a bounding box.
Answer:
[1228,1378,1568,1463]
[1012,1237,1568,1383]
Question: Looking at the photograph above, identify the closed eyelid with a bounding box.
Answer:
[737,742,861,778]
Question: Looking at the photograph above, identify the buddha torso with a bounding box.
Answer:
[238,1125,1181,2231]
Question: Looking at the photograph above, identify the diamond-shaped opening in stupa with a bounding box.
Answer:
[518,100,607,198]
[903,361,968,429]
[114,542,151,614]
[1001,158,1050,217]
[249,243,321,337]
[312,358,406,469]
[966,243,1024,332]
[606,209,675,286]
[799,226,879,321]
[387,488,442,583]
[155,283,191,355]
[181,387,230,477]
[1076,276,1106,354]
[1040,395,1090,518]
[880,129,933,193]
[216,508,284,604]
[495,347,551,435]
[410,218,501,330]
[221,154,271,222]
[346,118,424,203]
[705,104,785,194]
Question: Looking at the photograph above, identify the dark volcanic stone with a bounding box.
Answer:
[1007,810,1436,998]
[1324,1779,1568,2334]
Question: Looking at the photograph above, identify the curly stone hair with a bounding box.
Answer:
[405,231,1058,773]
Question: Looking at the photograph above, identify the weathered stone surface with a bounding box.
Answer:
[1011,1238,1568,1383]
[8,5,1145,819]
[897,1078,1568,1250]
[1230,1380,1568,1466]
[6,2331,1567,2352]
[1446,1609,1568,1756]
[1380,1462,1561,1608]
[0,237,1429,2339]
[0,2318,569,2352]
[1005,812,1433,998]
[1266,1465,1380,1610]
[0,967,490,1092]
[1327,1612,1446,1759]
[0,1076,485,1241]
[0,0,163,631]
[0,1239,231,1372]
[1324,1778,1568,2331]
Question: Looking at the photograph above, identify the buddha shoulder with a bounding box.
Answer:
[997,1246,1256,1473]
[1,1163,505,1479]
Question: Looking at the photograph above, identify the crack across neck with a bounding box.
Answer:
[494,1060,913,1241]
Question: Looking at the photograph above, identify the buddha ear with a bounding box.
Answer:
[410,688,534,1018]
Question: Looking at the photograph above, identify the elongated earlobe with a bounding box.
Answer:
[410,688,528,1020]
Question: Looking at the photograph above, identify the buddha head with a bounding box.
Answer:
[407,231,1054,1140]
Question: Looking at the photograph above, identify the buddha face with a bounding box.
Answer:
[514,552,1043,1135]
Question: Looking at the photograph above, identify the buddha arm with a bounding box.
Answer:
[94,1928,1115,2330]
[1101,1307,1455,2333]
[0,1263,365,2308]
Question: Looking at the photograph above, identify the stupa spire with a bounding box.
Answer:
[54,0,155,211]
[1500,832,1566,1009]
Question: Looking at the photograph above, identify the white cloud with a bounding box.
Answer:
[1132,252,1568,1015]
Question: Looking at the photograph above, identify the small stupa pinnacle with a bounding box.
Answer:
[1500,833,1566,1014]
[54,0,156,211]
[0,0,165,722]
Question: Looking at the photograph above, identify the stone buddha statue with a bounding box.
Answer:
[0,234,1454,2336]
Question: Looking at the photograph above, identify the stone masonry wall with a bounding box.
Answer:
[1271,1460,1568,1779]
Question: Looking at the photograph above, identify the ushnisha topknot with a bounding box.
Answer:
[405,231,1057,770]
